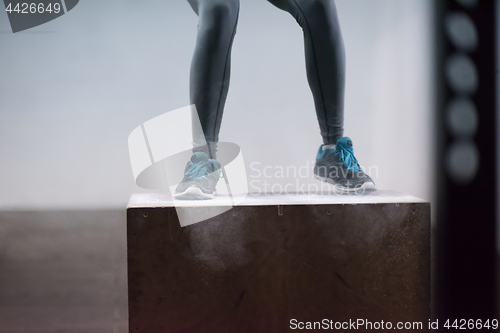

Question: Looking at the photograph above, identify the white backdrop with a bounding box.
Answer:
[0,0,434,209]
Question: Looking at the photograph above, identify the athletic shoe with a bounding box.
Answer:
[174,152,223,200]
[313,137,376,192]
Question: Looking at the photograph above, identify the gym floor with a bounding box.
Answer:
[0,211,128,333]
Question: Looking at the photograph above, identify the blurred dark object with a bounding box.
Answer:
[435,0,498,321]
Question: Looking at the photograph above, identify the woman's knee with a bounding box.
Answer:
[200,0,239,26]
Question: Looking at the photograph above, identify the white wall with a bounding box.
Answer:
[0,0,434,210]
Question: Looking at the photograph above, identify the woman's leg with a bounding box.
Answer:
[267,0,345,145]
[187,0,240,158]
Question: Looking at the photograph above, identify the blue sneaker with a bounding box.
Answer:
[174,152,223,200]
[313,137,376,192]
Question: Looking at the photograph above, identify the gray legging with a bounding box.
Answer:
[188,0,345,157]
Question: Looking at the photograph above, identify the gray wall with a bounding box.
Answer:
[0,0,434,209]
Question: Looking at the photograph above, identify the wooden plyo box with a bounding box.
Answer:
[127,191,430,332]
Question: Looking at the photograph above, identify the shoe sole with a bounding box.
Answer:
[174,186,216,200]
[314,174,377,193]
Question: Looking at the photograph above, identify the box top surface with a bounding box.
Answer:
[127,190,427,208]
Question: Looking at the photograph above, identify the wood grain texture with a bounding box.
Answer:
[128,202,430,333]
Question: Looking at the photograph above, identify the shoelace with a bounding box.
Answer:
[326,146,361,172]
[185,160,224,180]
